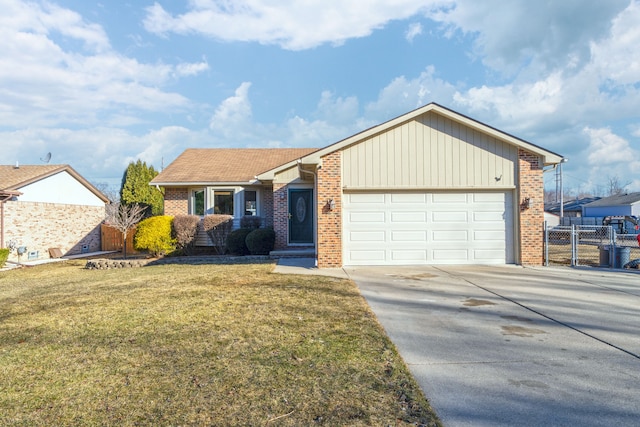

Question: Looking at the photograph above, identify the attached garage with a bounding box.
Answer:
[256,103,564,268]
[343,191,514,265]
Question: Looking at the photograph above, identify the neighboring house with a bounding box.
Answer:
[582,192,640,217]
[0,164,109,262]
[545,197,600,218]
[152,103,564,268]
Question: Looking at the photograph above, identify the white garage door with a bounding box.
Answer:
[343,191,514,265]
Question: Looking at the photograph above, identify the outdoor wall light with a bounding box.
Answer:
[521,197,533,210]
[326,199,336,211]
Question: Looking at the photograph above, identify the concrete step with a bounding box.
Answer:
[270,248,316,258]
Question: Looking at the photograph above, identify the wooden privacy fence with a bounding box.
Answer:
[101,224,137,254]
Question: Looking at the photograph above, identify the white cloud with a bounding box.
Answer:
[405,22,423,42]
[365,66,458,120]
[590,0,640,85]
[209,82,253,136]
[143,1,445,50]
[0,0,206,128]
[429,0,628,75]
[583,127,640,190]
[175,60,210,77]
[585,127,637,166]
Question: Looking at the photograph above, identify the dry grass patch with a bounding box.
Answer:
[0,261,440,426]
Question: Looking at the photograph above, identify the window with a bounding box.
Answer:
[214,190,234,215]
[193,189,205,216]
[244,190,257,216]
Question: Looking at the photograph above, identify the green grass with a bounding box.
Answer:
[0,261,440,426]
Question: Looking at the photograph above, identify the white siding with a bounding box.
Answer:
[341,111,518,190]
[16,171,105,207]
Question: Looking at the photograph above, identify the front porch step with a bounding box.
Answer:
[270,248,316,258]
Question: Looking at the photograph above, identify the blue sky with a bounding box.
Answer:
[1,0,639,198]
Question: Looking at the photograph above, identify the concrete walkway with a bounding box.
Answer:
[275,260,640,426]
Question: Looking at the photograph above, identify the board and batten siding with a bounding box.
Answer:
[341,111,518,189]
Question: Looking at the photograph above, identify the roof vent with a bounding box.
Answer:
[14,161,19,169]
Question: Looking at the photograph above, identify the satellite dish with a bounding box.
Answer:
[41,152,51,163]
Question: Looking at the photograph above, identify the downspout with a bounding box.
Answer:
[297,161,319,266]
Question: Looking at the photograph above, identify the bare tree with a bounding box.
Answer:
[105,202,146,259]
[606,175,631,196]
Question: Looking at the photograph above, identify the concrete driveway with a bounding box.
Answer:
[344,265,640,427]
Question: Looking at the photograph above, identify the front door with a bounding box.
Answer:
[289,189,313,244]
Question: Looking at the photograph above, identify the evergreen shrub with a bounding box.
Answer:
[134,215,176,256]
[245,228,276,255]
[226,228,253,255]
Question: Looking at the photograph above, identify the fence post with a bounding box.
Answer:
[570,224,576,266]
[544,221,549,266]
[610,229,616,268]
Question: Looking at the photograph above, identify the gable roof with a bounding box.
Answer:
[0,164,109,203]
[259,103,564,179]
[582,192,640,207]
[150,148,318,186]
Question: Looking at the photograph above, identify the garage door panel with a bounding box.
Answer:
[474,230,504,241]
[392,231,427,241]
[349,231,386,242]
[349,250,386,261]
[391,250,428,261]
[392,212,427,222]
[391,193,427,203]
[344,191,514,265]
[348,193,385,203]
[473,211,505,222]
[432,193,468,203]
[349,211,385,223]
[432,230,468,241]
[432,211,468,222]
[432,249,469,260]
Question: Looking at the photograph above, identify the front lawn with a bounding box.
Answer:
[0,261,440,426]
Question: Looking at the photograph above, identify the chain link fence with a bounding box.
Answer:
[544,224,640,268]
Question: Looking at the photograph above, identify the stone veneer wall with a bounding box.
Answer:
[518,149,544,265]
[3,201,105,262]
[164,188,189,216]
[316,151,342,268]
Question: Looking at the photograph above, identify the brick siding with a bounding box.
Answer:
[518,149,544,265]
[261,188,274,228]
[317,151,342,268]
[163,187,189,216]
[3,201,105,262]
[272,183,288,249]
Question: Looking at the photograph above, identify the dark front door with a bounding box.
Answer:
[289,189,313,244]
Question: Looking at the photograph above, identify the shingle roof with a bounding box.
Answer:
[150,148,318,184]
[0,164,69,190]
[583,192,640,207]
[545,197,601,213]
[0,164,109,202]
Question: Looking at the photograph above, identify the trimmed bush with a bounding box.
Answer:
[134,215,176,256]
[172,215,201,255]
[0,248,9,268]
[202,215,233,254]
[226,228,253,255]
[240,215,262,229]
[245,228,276,255]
